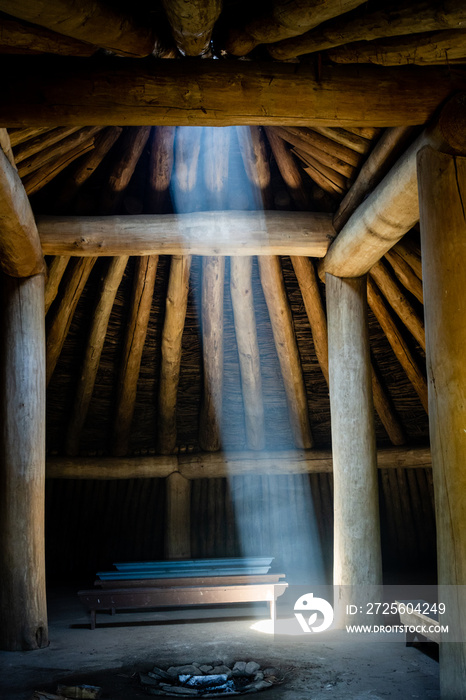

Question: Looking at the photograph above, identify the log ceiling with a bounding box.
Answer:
[1,0,460,471]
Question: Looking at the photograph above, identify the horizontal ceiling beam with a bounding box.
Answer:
[37,211,334,257]
[2,57,466,127]
[46,445,432,479]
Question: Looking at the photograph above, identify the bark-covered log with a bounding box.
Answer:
[0,0,157,56]
[2,58,466,127]
[37,210,334,257]
[0,16,97,55]
[268,0,466,60]
[100,127,151,214]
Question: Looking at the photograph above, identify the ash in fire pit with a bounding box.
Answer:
[139,661,282,696]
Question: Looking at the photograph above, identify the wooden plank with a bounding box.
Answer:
[45,445,433,479]
[258,256,313,448]
[165,472,191,559]
[65,256,128,456]
[0,0,156,56]
[112,255,158,456]
[2,58,466,127]
[0,147,45,277]
[0,274,47,650]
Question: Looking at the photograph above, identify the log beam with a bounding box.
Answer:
[0,274,47,650]
[230,257,265,450]
[2,58,466,127]
[148,127,175,214]
[258,256,313,448]
[320,94,466,279]
[157,255,192,454]
[418,146,466,698]
[0,147,45,277]
[112,255,158,457]
[0,0,157,56]
[326,274,382,619]
[100,127,151,214]
[44,255,70,314]
[45,445,433,479]
[265,128,310,210]
[37,211,334,258]
[199,256,225,452]
[65,256,128,456]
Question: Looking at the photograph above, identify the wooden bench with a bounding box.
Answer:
[79,574,287,629]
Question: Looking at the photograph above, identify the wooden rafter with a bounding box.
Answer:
[65,256,129,456]
[162,0,222,56]
[44,256,70,315]
[100,127,151,214]
[258,255,313,449]
[112,255,158,457]
[230,256,265,450]
[0,0,157,56]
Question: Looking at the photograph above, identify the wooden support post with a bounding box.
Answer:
[162,0,222,56]
[418,146,466,698]
[0,273,48,650]
[258,256,313,448]
[165,472,191,559]
[230,256,265,450]
[112,255,158,457]
[158,255,192,454]
[199,256,225,452]
[326,274,382,621]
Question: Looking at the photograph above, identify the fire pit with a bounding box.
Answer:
[139,660,283,696]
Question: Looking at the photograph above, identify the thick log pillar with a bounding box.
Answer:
[0,273,48,650]
[165,472,191,559]
[418,146,466,699]
[326,274,382,622]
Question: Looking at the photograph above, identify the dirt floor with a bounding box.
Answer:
[0,587,439,700]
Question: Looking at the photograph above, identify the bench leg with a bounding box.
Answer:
[269,599,276,622]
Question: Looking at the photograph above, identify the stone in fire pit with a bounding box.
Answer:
[140,661,283,696]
